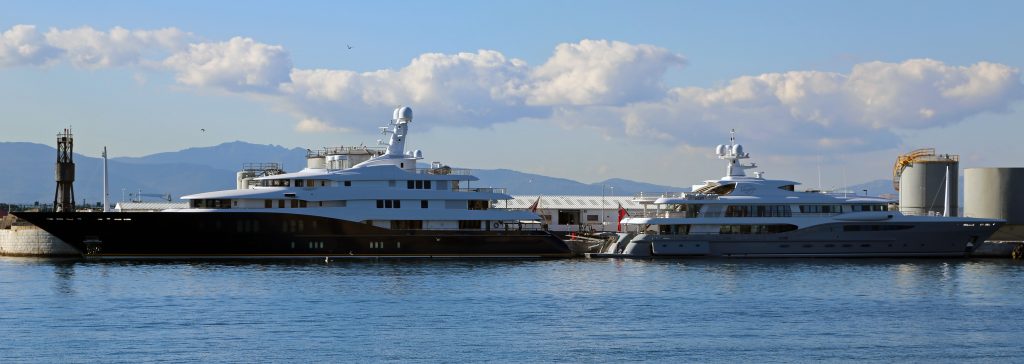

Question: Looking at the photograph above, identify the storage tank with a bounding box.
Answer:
[893,149,959,216]
[964,168,1024,241]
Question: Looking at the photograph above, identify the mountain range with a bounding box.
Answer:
[0,141,709,204]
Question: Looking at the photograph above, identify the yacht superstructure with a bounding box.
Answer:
[595,131,1002,258]
[15,107,571,258]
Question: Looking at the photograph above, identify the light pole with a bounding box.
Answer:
[601,185,606,226]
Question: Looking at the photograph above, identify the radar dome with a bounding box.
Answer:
[732,144,743,156]
[396,106,413,122]
[715,145,726,156]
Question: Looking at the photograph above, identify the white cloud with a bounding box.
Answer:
[44,26,189,68]
[4,24,1021,156]
[584,59,1023,153]
[163,37,292,92]
[0,25,62,66]
[525,39,687,106]
[295,117,349,133]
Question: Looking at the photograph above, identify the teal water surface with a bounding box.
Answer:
[1,257,1022,363]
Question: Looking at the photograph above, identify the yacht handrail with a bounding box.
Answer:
[453,187,508,194]
[413,167,472,175]
[633,191,719,201]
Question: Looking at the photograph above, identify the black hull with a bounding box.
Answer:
[13,212,573,258]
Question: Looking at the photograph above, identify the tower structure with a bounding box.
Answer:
[54,128,75,213]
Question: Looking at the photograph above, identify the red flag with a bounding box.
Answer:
[527,196,541,213]
[617,203,630,232]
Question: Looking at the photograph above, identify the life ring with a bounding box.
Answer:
[492,222,500,228]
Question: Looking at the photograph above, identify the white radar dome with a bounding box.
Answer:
[396,106,413,122]
[716,145,726,156]
[732,144,743,156]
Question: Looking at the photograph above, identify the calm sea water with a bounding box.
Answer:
[1,257,1022,363]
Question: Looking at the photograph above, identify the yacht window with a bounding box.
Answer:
[468,200,489,210]
[708,183,736,195]
[265,200,272,208]
[445,200,467,209]
[376,200,384,208]
[425,180,432,189]
[408,180,415,189]
[295,179,304,187]
[416,180,424,189]
[320,180,327,187]
[395,200,401,208]
[385,200,393,208]
[843,225,913,232]
[458,220,482,230]
[278,200,285,208]
[779,185,795,191]
[290,200,299,208]
[344,181,351,187]
[421,200,428,209]
[586,215,599,222]
[391,220,423,230]
[299,200,308,208]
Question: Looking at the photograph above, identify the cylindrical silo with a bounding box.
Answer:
[895,149,959,216]
[964,168,1024,241]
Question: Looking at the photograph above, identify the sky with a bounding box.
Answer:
[2,0,1023,190]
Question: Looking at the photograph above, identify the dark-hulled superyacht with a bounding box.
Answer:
[16,107,571,258]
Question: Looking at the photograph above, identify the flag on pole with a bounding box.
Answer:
[617,202,630,232]
[527,196,541,213]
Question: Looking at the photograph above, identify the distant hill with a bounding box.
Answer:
[113,141,308,172]
[3,140,914,205]
[0,141,688,204]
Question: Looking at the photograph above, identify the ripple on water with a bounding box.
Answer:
[0,257,1022,362]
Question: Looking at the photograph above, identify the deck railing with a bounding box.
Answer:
[453,187,508,194]
[412,167,472,175]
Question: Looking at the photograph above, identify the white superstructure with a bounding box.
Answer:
[170,106,539,231]
[598,130,1002,258]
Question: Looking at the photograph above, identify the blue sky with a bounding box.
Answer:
[2,1,1023,189]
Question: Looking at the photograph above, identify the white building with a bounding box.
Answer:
[503,195,647,233]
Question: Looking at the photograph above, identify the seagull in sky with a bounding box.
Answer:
[200,128,206,132]
[347,44,353,50]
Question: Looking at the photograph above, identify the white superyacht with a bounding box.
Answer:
[595,132,1002,258]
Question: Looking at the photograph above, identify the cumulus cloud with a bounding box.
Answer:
[591,59,1023,153]
[45,26,189,68]
[294,117,349,133]
[0,24,188,68]
[525,39,687,105]
[0,25,62,66]
[4,24,1021,155]
[164,37,292,92]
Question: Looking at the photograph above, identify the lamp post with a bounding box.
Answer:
[601,184,606,226]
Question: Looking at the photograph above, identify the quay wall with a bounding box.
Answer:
[0,225,79,257]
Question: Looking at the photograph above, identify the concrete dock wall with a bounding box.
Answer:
[0,226,79,257]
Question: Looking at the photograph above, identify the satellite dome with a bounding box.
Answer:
[732,144,743,156]
[715,145,726,156]
[396,106,413,122]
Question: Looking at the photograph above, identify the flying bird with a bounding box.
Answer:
[347,44,353,50]
[200,128,206,132]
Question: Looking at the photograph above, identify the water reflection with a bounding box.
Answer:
[51,260,76,296]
